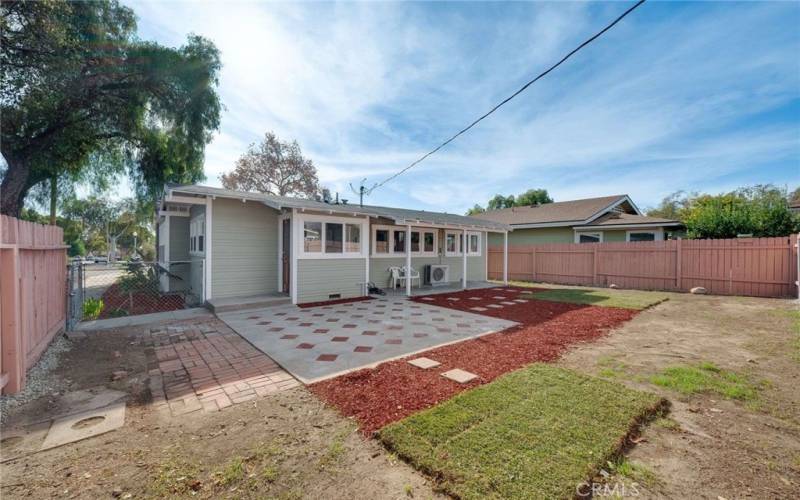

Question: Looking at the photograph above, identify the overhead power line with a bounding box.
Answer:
[372,0,647,191]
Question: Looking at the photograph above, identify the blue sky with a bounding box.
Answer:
[125,0,800,212]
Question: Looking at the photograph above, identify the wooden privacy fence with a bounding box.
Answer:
[488,235,799,299]
[1,215,68,394]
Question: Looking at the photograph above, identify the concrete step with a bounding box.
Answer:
[208,294,291,314]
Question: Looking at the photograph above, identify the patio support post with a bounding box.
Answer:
[462,228,467,289]
[503,231,509,285]
[406,224,412,297]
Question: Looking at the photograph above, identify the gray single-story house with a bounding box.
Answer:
[155,184,512,306]
[473,194,683,246]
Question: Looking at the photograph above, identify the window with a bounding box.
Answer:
[372,225,437,256]
[345,224,361,253]
[325,223,343,253]
[190,215,205,255]
[469,233,480,254]
[393,230,406,253]
[627,231,656,242]
[445,231,481,256]
[424,232,435,253]
[375,229,389,254]
[410,231,420,252]
[299,217,366,258]
[304,222,322,252]
[576,232,602,244]
[446,233,457,254]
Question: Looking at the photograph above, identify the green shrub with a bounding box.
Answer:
[82,298,104,320]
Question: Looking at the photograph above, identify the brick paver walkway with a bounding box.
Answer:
[139,318,299,416]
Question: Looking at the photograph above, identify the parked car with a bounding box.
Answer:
[93,255,109,264]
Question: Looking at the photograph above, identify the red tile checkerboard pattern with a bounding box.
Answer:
[142,318,299,417]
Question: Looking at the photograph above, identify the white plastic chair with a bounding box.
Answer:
[388,266,403,289]
[402,266,421,288]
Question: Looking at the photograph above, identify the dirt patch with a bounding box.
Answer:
[100,283,185,318]
[297,296,373,308]
[558,290,800,498]
[311,287,636,434]
[0,320,440,499]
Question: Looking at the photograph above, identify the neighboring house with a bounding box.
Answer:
[790,199,800,214]
[473,195,683,246]
[155,184,512,305]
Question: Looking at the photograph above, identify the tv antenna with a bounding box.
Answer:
[349,179,376,207]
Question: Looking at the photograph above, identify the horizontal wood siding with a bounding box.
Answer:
[297,259,366,303]
[488,227,574,246]
[211,198,279,299]
[487,235,799,299]
[369,255,485,287]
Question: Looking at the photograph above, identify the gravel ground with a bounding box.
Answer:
[0,334,73,424]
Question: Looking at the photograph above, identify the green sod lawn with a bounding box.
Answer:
[521,287,669,310]
[379,364,667,500]
[651,361,763,401]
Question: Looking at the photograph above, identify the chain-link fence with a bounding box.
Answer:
[67,260,204,326]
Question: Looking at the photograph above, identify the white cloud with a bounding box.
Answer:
[125,0,799,213]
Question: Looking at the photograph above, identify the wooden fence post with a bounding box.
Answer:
[676,238,682,290]
[795,234,799,300]
[531,246,537,282]
[1,223,24,393]
[592,245,598,286]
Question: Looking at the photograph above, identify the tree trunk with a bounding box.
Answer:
[49,174,57,225]
[0,153,31,217]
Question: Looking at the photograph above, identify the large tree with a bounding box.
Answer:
[220,132,320,197]
[487,194,516,210]
[683,185,798,238]
[515,188,553,206]
[0,0,222,216]
[646,190,694,220]
[476,188,553,213]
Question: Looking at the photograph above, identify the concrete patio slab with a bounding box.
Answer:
[441,369,478,384]
[76,307,212,331]
[219,298,516,384]
[41,403,125,450]
[408,357,441,369]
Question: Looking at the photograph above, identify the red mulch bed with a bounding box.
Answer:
[99,283,185,319]
[309,286,637,434]
[298,296,373,308]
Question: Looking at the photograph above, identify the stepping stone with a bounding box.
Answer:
[501,301,516,305]
[469,297,482,300]
[493,296,507,300]
[513,299,528,303]
[421,297,435,301]
[447,297,460,301]
[441,369,478,384]
[470,306,488,312]
[408,357,440,369]
[487,304,503,309]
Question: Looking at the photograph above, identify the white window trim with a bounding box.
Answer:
[445,230,481,256]
[190,213,205,256]
[574,231,603,244]
[625,228,663,242]
[371,224,438,258]
[296,213,368,259]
